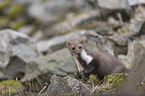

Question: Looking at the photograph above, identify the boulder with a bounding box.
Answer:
[118,41,145,96]
[21,48,77,82]
[45,10,100,36]
[47,75,92,96]
[97,0,129,9]
[0,29,41,79]
[118,39,145,69]
[28,0,88,23]
[36,31,83,53]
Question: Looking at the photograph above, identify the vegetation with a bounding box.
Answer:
[0,79,24,95]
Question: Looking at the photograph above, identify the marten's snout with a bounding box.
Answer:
[73,46,82,54]
[72,48,80,54]
[75,50,80,54]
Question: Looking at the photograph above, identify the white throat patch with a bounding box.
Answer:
[81,49,93,65]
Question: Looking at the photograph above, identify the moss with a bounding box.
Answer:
[0,16,10,26]
[91,73,128,95]
[8,4,25,19]
[0,1,11,11]
[0,79,24,95]
[12,19,26,30]
[120,28,127,33]
[102,73,127,89]
[88,75,100,85]
[139,79,145,92]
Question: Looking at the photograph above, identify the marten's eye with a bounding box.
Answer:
[72,47,75,50]
[79,46,81,49]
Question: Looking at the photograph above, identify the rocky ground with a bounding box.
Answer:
[0,0,145,95]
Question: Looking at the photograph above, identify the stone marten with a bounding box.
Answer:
[67,39,129,81]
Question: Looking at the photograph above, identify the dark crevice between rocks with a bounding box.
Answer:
[100,9,133,22]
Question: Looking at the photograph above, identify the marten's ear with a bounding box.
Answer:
[67,41,71,46]
[80,39,85,44]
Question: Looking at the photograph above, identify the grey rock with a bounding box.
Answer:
[109,35,127,46]
[21,48,77,82]
[97,0,129,9]
[84,30,115,56]
[14,0,41,5]
[0,29,29,68]
[118,41,145,96]
[118,39,145,69]
[0,31,12,68]
[28,0,88,23]
[32,30,44,42]
[46,10,100,36]
[18,25,34,35]
[108,33,128,55]
[129,6,145,34]
[36,31,84,53]
[0,29,41,79]
[3,56,26,79]
[47,75,92,96]
[12,42,41,62]
[128,0,145,6]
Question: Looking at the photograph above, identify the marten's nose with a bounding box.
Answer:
[75,50,80,54]
[75,51,79,53]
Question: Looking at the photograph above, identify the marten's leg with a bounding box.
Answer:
[82,70,90,82]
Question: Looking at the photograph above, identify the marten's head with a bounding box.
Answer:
[67,39,85,56]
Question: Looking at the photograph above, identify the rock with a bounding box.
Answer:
[118,42,145,96]
[0,29,29,68]
[82,30,115,56]
[97,0,129,9]
[0,29,41,80]
[108,34,128,55]
[118,55,130,69]
[118,39,145,69]
[36,31,83,53]
[129,21,145,40]
[45,10,100,36]
[46,73,129,96]
[128,0,145,6]
[36,29,114,55]
[47,75,92,96]
[129,6,145,37]
[14,0,41,5]
[18,25,34,35]
[0,31,12,68]
[28,0,88,23]
[132,40,145,68]
[31,30,44,41]
[21,48,77,82]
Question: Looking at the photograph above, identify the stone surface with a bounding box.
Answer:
[28,0,88,23]
[118,42,145,96]
[97,0,129,9]
[21,48,77,82]
[0,29,29,68]
[0,29,41,79]
[118,39,145,69]
[128,0,145,6]
[45,10,100,36]
[36,31,84,53]
[47,75,91,96]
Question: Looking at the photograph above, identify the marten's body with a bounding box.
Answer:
[67,39,129,81]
